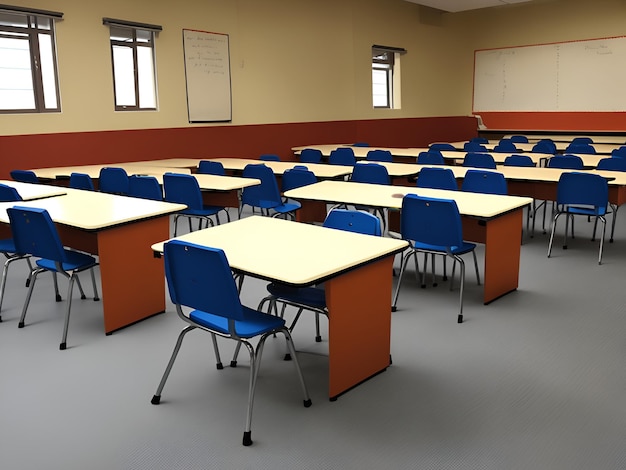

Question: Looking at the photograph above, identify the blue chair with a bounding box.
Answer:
[259,209,381,344]
[429,143,456,151]
[282,166,317,192]
[416,167,458,191]
[417,151,445,165]
[461,170,508,195]
[328,147,356,166]
[259,154,281,162]
[163,173,229,236]
[391,194,480,323]
[366,149,393,162]
[150,240,311,447]
[128,175,163,201]
[611,147,626,158]
[69,172,95,191]
[463,141,488,152]
[0,184,33,320]
[503,155,536,167]
[532,139,557,154]
[197,160,226,175]
[463,152,497,169]
[239,164,300,219]
[299,148,323,164]
[547,155,584,169]
[350,162,391,230]
[493,139,519,153]
[8,206,99,350]
[565,142,596,154]
[596,157,626,242]
[547,172,609,264]
[10,170,38,183]
[571,137,593,145]
[509,135,529,143]
[98,167,129,195]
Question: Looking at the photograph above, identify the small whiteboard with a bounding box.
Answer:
[182,29,232,122]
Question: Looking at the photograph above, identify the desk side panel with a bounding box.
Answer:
[325,256,394,399]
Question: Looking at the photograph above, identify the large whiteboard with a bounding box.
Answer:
[182,29,232,122]
[473,36,626,112]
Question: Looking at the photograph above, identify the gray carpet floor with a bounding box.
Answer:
[1,207,625,470]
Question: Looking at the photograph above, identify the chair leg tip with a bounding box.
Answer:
[94,297,100,302]
[59,342,66,350]
[283,353,292,361]
[315,336,322,343]
[242,432,252,446]
[151,395,161,405]
[229,361,237,368]
[457,315,463,323]
[391,306,397,312]
[216,362,224,370]
[18,322,24,328]
[303,399,312,408]
[55,295,62,302]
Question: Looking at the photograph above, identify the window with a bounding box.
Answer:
[0,6,62,113]
[104,18,161,111]
[372,45,405,109]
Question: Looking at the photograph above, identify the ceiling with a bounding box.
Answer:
[404,0,533,13]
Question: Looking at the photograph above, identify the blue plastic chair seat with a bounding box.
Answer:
[190,306,285,338]
[0,238,17,253]
[37,251,96,273]
[411,240,476,256]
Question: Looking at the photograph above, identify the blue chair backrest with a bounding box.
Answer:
[611,147,626,158]
[565,142,596,154]
[163,173,203,210]
[416,167,458,191]
[557,172,608,208]
[365,149,393,162]
[532,139,556,154]
[323,209,381,236]
[282,167,317,192]
[429,143,456,151]
[241,164,282,208]
[128,175,163,201]
[493,140,519,153]
[329,148,356,166]
[464,141,488,152]
[0,183,23,202]
[509,135,529,143]
[350,163,390,185]
[463,152,497,169]
[69,172,95,191]
[417,151,445,165]
[547,155,584,169]
[259,154,281,162]
[10,170,38,183]
[99,167,129,195]
[503,155,536,167]
[462,170,508,195]
[571,137,593,145]
[163,240,245,321]
[400,194,464,248]
[197,160,226,175]
[8,206,65,262]
[596,157,626,172]
[299,148,323,164]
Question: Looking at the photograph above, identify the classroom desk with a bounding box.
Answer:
[447,140,619,155]
[30,164,192,181]
[208,157,353,179]
[0,180,67,200]
[152,216,408,400]
[0,188,186,334]
[284,180,532,305]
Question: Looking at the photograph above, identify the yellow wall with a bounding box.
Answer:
[2,0,626,137]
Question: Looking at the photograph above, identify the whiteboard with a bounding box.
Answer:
[182,29,232,122]
[473,37,626,113]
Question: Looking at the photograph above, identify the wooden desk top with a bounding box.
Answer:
[0,180,66,200]
[192,173,260,191]
[152,216,408,286]
[132,158,203,169]
[31,164,191,180]
[285,180,532,219]
[208,158,352,179]
[0,188,185,231]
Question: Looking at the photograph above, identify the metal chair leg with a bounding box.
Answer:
[151,325,196,404]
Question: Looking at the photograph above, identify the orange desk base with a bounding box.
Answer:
[326,256,395,400]
[57,216,170,333]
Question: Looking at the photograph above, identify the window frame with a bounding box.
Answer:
[104,18,161,112]
[372,45,405,110]
[0,6,62,114]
